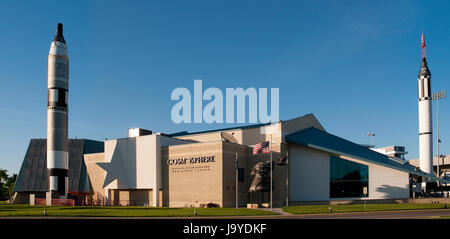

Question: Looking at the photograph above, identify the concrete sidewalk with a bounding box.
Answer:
[256,207,292,215]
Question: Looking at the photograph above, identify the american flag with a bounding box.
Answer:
[253,141,270,155]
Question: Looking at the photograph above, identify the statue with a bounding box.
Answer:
[249,161,273,192]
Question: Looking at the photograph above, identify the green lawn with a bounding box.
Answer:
[2,203,447,217]
[283,203,448,214]
[0,204,277,217]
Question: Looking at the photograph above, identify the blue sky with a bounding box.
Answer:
[1,0,449,174]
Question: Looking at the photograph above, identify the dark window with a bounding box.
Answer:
[238,168,245,183]
[330,156,368,198]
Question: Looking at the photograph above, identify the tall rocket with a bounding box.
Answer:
[418,33,433,175]
[47,23,69,197]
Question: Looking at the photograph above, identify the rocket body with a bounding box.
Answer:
[418,57,433,175]
[47,23,69,197]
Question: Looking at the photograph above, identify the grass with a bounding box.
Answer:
[283,203,448,214]
[0,204,277,217]
[2,203,447,217]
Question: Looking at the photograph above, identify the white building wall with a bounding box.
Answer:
[288,144,410,202]
[105,136,140,189]
[103,134,187,206]
[340,156,409,199]
[369,164,409,199]
[289,144,330,202]
[136,136,156,188]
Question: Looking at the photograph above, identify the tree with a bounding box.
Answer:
[6,173,17,197]
[0,169,16,200]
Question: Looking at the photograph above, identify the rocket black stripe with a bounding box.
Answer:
[49,168,68,177]
[419,132,432,135]
[419,97,431,100]
[48,88,68,108]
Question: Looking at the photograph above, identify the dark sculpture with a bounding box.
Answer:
[249,161,273,192]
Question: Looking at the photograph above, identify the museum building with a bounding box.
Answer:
[13,114,445,207]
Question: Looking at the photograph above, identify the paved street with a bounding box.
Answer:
[279,209,450,219]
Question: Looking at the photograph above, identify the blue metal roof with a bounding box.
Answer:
[285,127,449,183]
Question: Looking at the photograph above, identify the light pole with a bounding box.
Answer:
[368,133,375,148]
[432,90,447,178]
[286,150,289,207]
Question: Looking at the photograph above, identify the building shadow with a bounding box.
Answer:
[376,184,409,199]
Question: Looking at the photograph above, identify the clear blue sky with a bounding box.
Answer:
[1,0,449,174]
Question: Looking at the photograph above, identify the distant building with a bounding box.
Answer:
[409,155,450,177]
[128,128,152,138]
[371,146,408,166]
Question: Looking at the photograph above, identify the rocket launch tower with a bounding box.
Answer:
[418,33,433,177]
[47,23,69,198]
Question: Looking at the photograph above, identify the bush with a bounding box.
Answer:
[206,203,219,208]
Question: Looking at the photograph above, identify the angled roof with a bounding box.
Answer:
[285,127,450,183]
[13,139,104,193]
[170,113,319,137]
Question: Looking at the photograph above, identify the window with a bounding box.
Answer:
[330,156,368,198]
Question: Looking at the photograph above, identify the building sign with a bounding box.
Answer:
[167,155,216,174]
[167,156,216,165]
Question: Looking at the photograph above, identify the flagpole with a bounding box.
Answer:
[235,151,238,209]
[286,149,289,207]
[270,134,273,211]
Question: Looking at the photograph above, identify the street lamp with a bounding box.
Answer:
[368,133,375,148]
[439,154,446,177]
[432,90,447,177]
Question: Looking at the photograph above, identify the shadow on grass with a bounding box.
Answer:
[53,206,189,211]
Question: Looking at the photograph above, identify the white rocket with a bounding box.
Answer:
[418,33,433,176]
[47,23,69,197]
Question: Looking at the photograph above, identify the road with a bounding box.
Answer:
[280,209,450,219]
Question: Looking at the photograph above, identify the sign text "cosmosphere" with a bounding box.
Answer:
[167,156,216,165]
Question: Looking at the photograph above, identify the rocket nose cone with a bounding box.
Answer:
[53,23,66,43]
[57,23,63,35]
[418,58,431,78]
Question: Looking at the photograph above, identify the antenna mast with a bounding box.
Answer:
[421,32,426,59]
